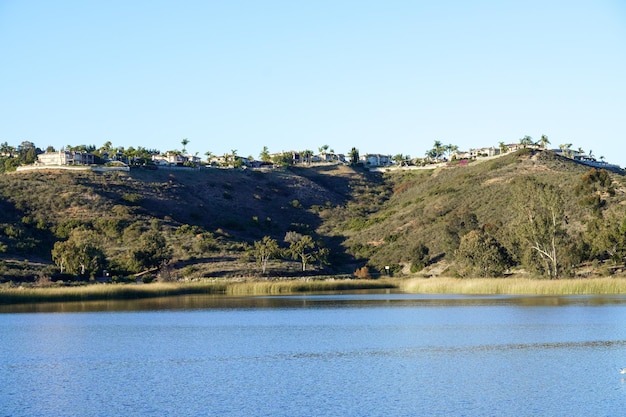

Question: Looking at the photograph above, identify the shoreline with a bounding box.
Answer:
[0,278,396,305]
[3,276,626,305]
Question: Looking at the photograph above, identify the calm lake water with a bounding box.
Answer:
[3,292,626,416]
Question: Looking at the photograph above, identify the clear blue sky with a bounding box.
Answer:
[1,1,625,165]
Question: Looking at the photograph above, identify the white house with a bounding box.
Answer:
[361,154,392,167]
[37,150,95,166]
[152,153,188,166]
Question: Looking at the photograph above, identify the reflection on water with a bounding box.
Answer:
[4,291,626,313]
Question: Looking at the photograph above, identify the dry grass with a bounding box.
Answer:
[400,277,626,295]
[0,279,396,304]
[225,279,394,295]
[4,276,626,305]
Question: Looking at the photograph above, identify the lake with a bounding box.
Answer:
[2,292,626,416]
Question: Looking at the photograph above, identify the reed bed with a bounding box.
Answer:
[0,282,228,304]
[400,277,626,295]
[4,277,625,305]
[0,279,396,304]
[225,279,395,296]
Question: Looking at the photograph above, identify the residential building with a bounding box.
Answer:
[37,150,95,166]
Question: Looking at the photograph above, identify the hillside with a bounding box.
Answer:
[0,164,386,281]
[341,149,626,277]
[1,149,626,282]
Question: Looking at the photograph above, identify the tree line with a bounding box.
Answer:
[253,232,329,274]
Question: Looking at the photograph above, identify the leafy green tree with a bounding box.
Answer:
[129,228,172,272]
[98,140,113,156]
[285,231,316,271]
[131,147,156,166]
[575,169,613,217]
[254,236,280,274]
[349,147,360,165]
[260,146,271,163]
[456,230,511,277]
[52,230,106,278]
[444,211,479,255]
[314,246,330,269]
[1,157,19,173]
[409,242,430,272]
[272,152,293,167]
[17,141,38,164]
[230,149,243,168]
[511,178,568,279]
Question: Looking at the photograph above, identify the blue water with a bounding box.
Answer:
[2,293,626,416]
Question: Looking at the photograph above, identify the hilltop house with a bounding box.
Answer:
[310,152,346,163]
[37,150,95,166]
[361,154,392,167]
[151,153,202,166]
[552,149,622,171]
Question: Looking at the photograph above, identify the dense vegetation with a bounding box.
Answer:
[1,148,625,283]
[344,150,626,279]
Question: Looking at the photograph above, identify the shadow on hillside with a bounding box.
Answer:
[65,167,385,276]
[0,195,57,265]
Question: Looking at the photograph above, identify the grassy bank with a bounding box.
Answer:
[0,279,396,304]
[400,277,626,295]
[3,277,626,305]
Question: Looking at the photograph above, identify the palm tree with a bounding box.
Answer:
[230,149,240,167]
[301,149,313,165]
[446,144,459,160]
[259,146,271,163]
[426,141,445,161]
[349,147,359,165]
[0,142,15,157]
[539,135,550,149]
[519,135,533,148]
[559,143,573,157]
[499,141,507,155]
[181,138,189,155]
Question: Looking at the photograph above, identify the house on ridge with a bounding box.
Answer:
[37,150,95,166]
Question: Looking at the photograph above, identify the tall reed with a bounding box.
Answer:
[400,277,626,295]
[225,279,395,295]
[0,282,229,304]
[0,279,395,304]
